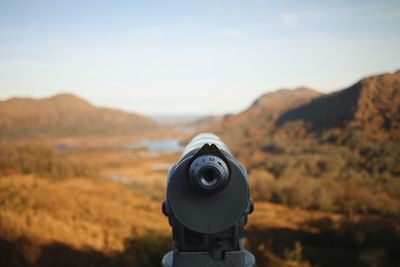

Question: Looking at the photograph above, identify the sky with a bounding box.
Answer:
[0,0,399,116]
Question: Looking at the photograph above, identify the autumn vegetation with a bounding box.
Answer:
[1,71,400,267]
[240,131,400,218]
[0,142,98,178]
[212,72,400,219]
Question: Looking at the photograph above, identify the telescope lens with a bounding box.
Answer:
[199,167,219,187]
[189,155,229,194]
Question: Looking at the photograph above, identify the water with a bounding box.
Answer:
[54,144,76,153]
[125,138,183,154]
[106,174,132,185]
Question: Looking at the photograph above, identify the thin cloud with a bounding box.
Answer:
[222,29,244,39]
[279,12,298,27]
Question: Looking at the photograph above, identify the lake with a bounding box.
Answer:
[125,138,183,154]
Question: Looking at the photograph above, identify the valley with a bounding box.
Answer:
[1,71,400,267]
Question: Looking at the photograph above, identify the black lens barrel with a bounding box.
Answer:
[188,154,230,194]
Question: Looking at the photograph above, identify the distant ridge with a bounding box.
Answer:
[203,70,400,150]
[248,87,321,111]
[277,71,400,139]
[209,87,322,143]
[212,71,400,220]
[0,93,157,138]
[276,84,362,129]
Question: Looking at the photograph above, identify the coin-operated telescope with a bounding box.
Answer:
[162,133,256,267]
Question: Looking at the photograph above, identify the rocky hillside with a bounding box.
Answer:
[211,71,400,218]
[214,71,400,147]
[0,94,157,138]
[214,87,322,144]
[277,71,400,140]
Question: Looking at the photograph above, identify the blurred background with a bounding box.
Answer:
[0,1,399,267]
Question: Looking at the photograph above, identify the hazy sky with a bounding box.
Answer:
[1,0,399,115]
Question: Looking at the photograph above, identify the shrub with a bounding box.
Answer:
[0,143,97,179]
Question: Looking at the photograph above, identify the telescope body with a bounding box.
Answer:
[162,133,256,267]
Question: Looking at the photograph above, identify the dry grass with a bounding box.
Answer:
[246,203,400,267]
[0,142,98,178]
[0,175,169,252]
[2,173,399,267]
[242,136,400,218]
[1,137,400,267]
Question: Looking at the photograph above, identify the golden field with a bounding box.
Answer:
[1,72,400,266]
[1,136,399,267]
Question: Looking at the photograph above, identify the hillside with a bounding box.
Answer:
[214,88,321,144]
[213,71,400,218]
[0,93,157,138]
[277,71,400,140]
[1,72,400,267]
[214,71,400,147]
[1,174,399,267]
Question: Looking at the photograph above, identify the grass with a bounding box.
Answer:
[1,138,399,267]
[240,135,400,218]
[0,142,97,179]
[1,174,400,267]
[246,203,400,267]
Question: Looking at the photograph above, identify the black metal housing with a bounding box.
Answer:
[162,133,256,266]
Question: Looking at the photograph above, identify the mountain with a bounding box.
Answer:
[213,87,322,145]
[214,71,400,147]
[247,87,322,112]
[0,93,157,138]
[277,71,400,140]
[211,71,400,218]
